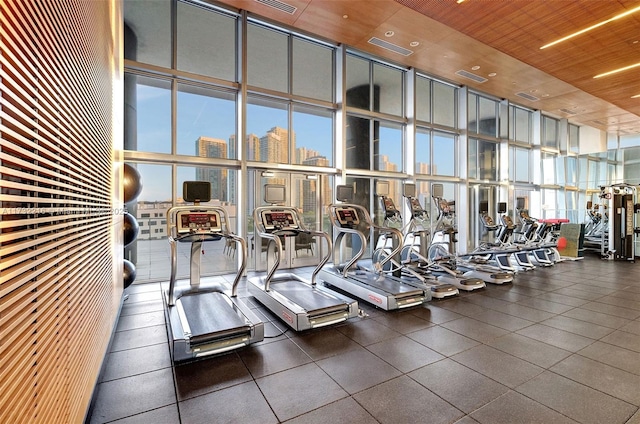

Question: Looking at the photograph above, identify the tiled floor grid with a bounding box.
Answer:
[89,255,640,424]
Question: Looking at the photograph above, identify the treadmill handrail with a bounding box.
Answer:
[166,205,248,306]
[328,203,403,276]
[253,205,333,291]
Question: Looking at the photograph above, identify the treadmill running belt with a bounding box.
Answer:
[349,271,422,295]
[179,293,250,340]
[271,280,346,313]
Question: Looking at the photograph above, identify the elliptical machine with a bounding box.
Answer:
[372,182,459,298]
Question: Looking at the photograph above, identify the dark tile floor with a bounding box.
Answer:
[89,255,640,424]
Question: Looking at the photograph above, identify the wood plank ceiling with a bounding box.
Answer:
[217,0,640,136]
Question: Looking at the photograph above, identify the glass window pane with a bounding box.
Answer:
[468,93,478,133]
[478,140,497,180]
[128,75,171,154]
[373,63,403,116]
[515,107,531,143]
[346,115,370,170]
[433,132,455,176]
[542,116,559,148]
[566,157,577,186]
[292,38,333,102]
[415,129,431,174]
[177,166,238,275]
[292,105,333,167]
[542,152,556,184]
[556,156,565,186]
[376,122,402,172]
[587,159,599,189]
[124,0,171,67]
[346,55,370,109]
[128,163,172,283]
[569,124,579,154]
[433,81,456,127]
[478,97,497,137]
[515,148,530,182]
[416,76,431,123]
[177,84,236,157]
[468,139,478,179]
[247,24,288,92]
[246,97,288,162]
[177,3,236,81]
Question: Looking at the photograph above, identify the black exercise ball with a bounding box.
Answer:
[123,212,139,247]
[123,259,136,289]
[123,163,143,204]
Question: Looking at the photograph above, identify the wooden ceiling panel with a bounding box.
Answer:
[216,0,640,134]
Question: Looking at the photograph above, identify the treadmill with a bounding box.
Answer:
[317,185,430,310]
[248,184,358,331]
[164,181,264,362]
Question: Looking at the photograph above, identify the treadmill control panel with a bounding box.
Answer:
[262,210,299,232]
[335,207,360,227]
[176,210,222,234]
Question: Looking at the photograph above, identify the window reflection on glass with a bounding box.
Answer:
[542,152,556,185]
[587,159,599,189]
[432,132,455,176]
[176,84,236,157]
[556,156,566,186]
[376,122,402,172]
[415,128,431,174]
[124,0,171,67]
[542,116,559,148]
[477,140,497,180]
[292,38,333,102]
[468,93,478,133]
[373,63,403,116]
[129,75,171,154]
[246,97,288,163]
[515,147,530,183]
[292,105,333,167]
[569,124,579,154]
[177,2,236,81]
[247,23,288,92]
[468,139,478,179]
[478,97,498,137]
[345,116,370,170]
[346,55,370,109]
[416,76,431,123]
[514,107,532,143]
[566,157,577,186]
[433,81,456,128]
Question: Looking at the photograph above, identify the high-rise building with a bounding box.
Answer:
[195,136,228,200]
[260,127,294,163]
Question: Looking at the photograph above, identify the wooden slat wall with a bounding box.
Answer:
[1,1,121,423]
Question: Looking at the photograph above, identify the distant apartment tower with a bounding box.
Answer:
[260,127,295,163]
[195,136,228,200]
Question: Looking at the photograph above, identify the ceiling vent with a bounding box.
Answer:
[515,92,540,102]
[255,0,297,14]
[455,70,488,83]
[367,37,413,56]
[559,108,577,115]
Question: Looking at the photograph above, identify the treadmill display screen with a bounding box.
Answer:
[177,212,221,233]
[263,211,296,229]
[336,208,359,226]
[410,198,422,212]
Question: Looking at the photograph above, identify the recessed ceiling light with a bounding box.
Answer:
[541,93,550,97]
[488,72,497,77]
[342,14,348,19]
[632,94,640,98]
[409,41,420,47]
[540,5,640,49]
[530,89,538,93]
[594,61,640,78]
[471,65,480,70]
[385,31,394,37]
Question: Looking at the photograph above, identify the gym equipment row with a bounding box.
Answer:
[161,180,582,363]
